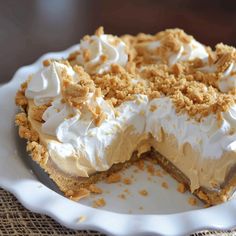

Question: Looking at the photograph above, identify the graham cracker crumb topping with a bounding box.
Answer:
[93,67,150,107]
[95,26,104,36]
[134,29,192,65]
[65,28,236,117]
[62,66,95,108]
[43,59,53,67]
[16,28,236,128]
[30,104,50,122]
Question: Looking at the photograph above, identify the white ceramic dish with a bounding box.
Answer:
[1,45,236,236]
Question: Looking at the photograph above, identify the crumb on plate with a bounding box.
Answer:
[188,197,197,206]
[118,194,126,200]
[161,181,169,189]
[77,216,86,223]
[89,184,103,194]
[139,189,148,196]
[66,188,90,201]
[123,177,132,185]
[177,183,186,193]
[106,173,121,183]
[93,198,106,208]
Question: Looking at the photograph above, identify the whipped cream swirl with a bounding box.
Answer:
[218,63,236,92]
[199,62,236,93]
[76,34,128,74]
[147,39,208,65]
[42,98,78,137]
[25,62,74,105]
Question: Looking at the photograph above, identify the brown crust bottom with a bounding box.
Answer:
[15,100,236,205]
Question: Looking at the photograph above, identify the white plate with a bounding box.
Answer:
[1,45,236,236]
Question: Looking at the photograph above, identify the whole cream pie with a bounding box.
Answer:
[15,27,236,205]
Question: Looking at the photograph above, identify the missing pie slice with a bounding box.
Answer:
[15,27,236,205]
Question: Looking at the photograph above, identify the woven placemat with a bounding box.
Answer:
[0,188,234,236]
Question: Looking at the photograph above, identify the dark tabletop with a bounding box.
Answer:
[1,0,236,83]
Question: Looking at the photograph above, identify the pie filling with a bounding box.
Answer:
[15,27,236,204]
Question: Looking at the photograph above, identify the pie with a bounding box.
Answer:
[15,27,236,205]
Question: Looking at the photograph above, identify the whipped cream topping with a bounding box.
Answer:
[147,39,208,65]
[76,34,128,74]
[25,62,75,105]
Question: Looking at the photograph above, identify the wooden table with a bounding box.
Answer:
[1,0,236,83]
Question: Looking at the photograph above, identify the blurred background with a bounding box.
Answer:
[0,0,236,83]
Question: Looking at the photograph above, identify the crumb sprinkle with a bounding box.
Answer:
[188,197,197,206]
[89,184,103,194]
[136,159,145,170]
[146,164,155,176]
[177,183,186,193]
[77,216,86,223]
[161,182,169,189]
[118,194,126,200]
[66,188,90,201]
[139,189,148,196]
[123,178,132,185]
[124,189,130,195]
[106,173,121,183]
[93,198,106,208]
[155,170,163,177]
